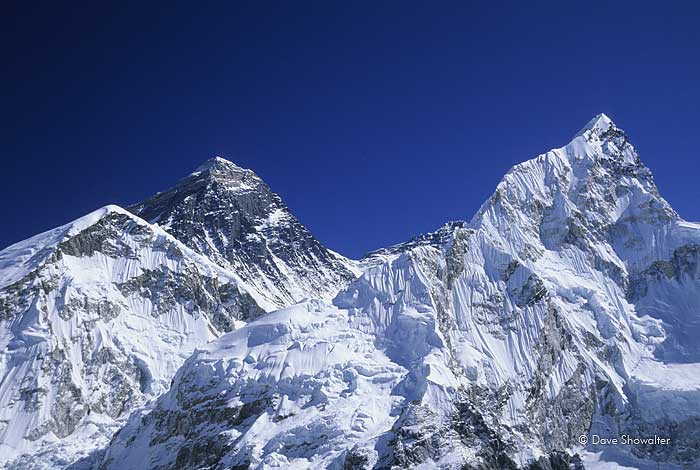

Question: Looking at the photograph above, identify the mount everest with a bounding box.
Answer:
[128,157,358,309]
[2,114,700,469]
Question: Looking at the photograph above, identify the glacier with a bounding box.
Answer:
[2,114,700,469]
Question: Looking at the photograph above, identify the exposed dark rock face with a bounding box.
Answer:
[56,213,151,259]
[115,265,263,325]
[128,157,356,308]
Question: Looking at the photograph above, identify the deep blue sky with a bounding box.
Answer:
[2,2,699,258]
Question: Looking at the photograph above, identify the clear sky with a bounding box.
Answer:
[2,2,699,258]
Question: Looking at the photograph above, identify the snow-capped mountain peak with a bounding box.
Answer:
[129,156,358,309]
[190,156,258,189]
[193,155,245,173]
[575,111,615,136]
[0,205,126,289]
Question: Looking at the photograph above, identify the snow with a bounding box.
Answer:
[0,205,265,466]
[100,300,407,469]
[575,112,614,137]
[192,155,246,174]
[0,206,124,289]
[579,450,679,470]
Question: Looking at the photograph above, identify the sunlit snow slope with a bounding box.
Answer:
[0,206,269,468]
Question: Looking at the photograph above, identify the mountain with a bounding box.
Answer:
[98,115,700,469]
[0,206,266,468]
[128,157,358,309]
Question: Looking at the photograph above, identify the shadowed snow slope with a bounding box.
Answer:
[97,115,700,469]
